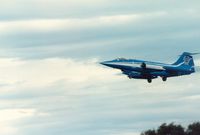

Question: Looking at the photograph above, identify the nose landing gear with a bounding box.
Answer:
[162,77,167,82]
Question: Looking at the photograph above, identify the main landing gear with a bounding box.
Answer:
[147,78,152,83]
[162,77,167,82]
[147,77,167,83]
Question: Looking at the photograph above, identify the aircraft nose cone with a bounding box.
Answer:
[100,61,113,67]
[100,60,117,69]
[100,61,109,66]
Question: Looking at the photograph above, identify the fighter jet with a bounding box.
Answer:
[101,52,199,83]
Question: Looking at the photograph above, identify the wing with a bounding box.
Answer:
[121,62,167,79]
[121,69,158,79]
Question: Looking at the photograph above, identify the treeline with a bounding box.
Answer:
[141,122,200,135]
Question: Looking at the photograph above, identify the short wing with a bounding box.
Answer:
[121,69,159,79]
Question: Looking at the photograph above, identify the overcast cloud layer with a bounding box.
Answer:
[0,0,200,135]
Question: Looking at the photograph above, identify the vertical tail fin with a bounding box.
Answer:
[173,52,195,72]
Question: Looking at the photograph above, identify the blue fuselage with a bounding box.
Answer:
[101,58,195,82]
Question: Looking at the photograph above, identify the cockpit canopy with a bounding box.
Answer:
[115,58,127,61]
[112,58,133,63]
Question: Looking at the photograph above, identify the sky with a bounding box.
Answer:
[0,0,200,135]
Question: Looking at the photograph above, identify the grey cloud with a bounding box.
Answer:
[1,59,199,135]
[11,80,200,135]
[0,10,199,60]
[0,0,199,20]
[0,1,200,135]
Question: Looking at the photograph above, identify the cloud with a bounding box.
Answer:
[0,108,36,135]
[0,0,199,20]
[0,0,199,135]
[0,12,164,34]
[0,58,119,135]
[0,9,199,59]
[0,57,199,135]
[0,109,35,122]
[0,57,121,97]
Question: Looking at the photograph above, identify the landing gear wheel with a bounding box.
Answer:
[147,78,152,83]
[141,62,146,68]
[162,77,167,82]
